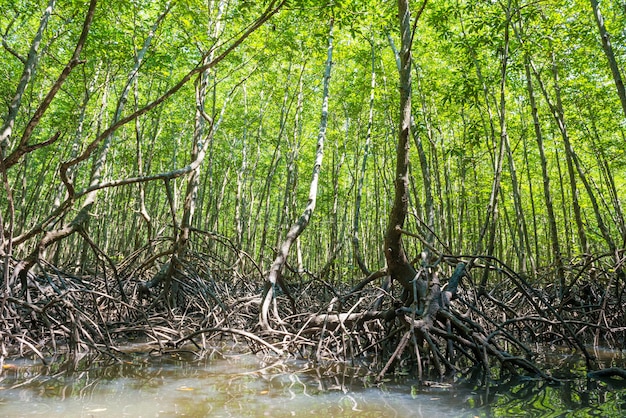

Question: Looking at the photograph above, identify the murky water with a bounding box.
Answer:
[1,345,625,417]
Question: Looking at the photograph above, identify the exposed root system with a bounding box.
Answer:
[2,234,625,385]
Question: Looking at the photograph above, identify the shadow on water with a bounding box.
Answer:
[1,345,626,417]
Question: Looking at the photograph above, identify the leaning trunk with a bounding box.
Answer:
[384,0,421,307]
[260,19,334,329]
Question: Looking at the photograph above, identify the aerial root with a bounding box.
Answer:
[2,244,625,384]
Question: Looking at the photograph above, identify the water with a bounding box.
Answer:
[1,345,625,417]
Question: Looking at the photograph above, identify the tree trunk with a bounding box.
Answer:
[0,0,56,154]
[530,51,589,257]
[390,36,436,254]
[477,4,511,292]
[503,116,533,273]
[133,75,153,248]
[520,119,540,270]
[275,63,299,249]
[587,111,626,243]
[352,39,376,276]
[384,0,422,307]
[524,56,564,268]
[589,0,626,120]
[412,67,436,251]
[260,19,334,329]
[554,147,573,258]
[532,47,617,254]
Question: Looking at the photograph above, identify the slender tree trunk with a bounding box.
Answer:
[260,19,334,329]
[352,40,376,276]
[570,151,616,252]
[167,71,211,306]
[179,0,224,255]
[319,141,345,281]
[458,4,505,285]
[241,95,264,257]
[384,0,423,306]
[275,64,298,248]
[590,0,626,120]
[587,112,626,244]
[390,37,436,253]
[235,83,249,252]
[554,148,572,258]
[530,57,589,256]
[455,146,467,252]
[532,47,616,254]
[133,75,153,247]
[412,70,436,251]
[0,0,56,153]
[503,120,532,272]
[477,4,510,292]
[70,1,169,243]
[257,141,281,268]
[520,115,540,269]
[47,78,97,262]
[287,68,306,275]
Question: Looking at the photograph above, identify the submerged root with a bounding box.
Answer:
[1,237,625,386]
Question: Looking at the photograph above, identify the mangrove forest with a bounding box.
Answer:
[2,0,626,408]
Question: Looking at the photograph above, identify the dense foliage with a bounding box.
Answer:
[1,0,625,381]
[2,0,624,275]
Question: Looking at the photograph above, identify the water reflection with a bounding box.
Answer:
[461,347,626,417]
[0,348,467,417]
[0,346,625,417]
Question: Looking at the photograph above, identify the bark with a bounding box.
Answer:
[524,49,565,274]
[531,49,616,254]
[388,34,436,252]
[590,0,626,120]
[26,3,169,264]
[352,42,375,276]
[587,113,626,243]
[530,51,589,256]
[0,0,56,154]
[477,4,511,292]
[58,0,286,198]
[384,0,422,307]
[260,19,333,329]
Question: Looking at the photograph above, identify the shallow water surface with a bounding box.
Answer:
[1,346,625,417]
[0,348,469,417]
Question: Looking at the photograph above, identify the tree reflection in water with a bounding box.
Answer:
[0,347,625,417]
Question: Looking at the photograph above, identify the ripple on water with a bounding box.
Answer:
[0,352,472,417]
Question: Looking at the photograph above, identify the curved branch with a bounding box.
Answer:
[59,0,286,197]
